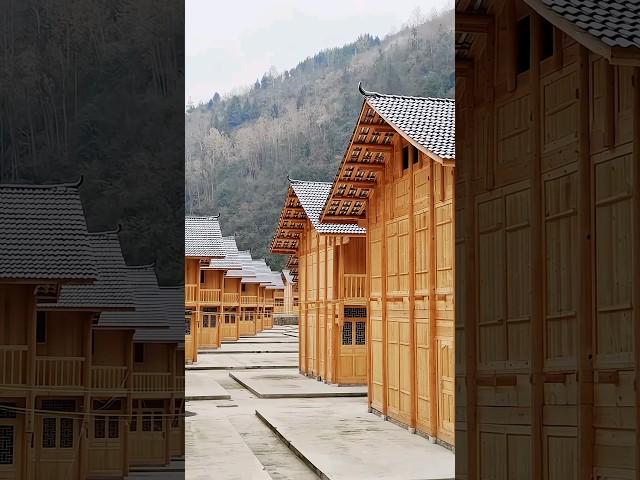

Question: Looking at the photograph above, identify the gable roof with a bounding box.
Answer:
[361,87,455,161]
[40,229,135,311]
[0,181,96,282]
[319,85,455,223]
[271,179,365,255]
[185,216,225,258]
[224,251,253,278]
[207,236,242,270]
[97,265,169,329]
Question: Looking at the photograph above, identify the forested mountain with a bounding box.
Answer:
[0,1,184,284]
[185,10,454,270]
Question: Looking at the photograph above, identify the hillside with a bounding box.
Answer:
[185,10,454,270]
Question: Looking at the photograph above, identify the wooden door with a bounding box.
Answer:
[436,339,455,445]
[239,311,255,336]
[35,399,79,479]
[255,312,263,332]
[221,313,238,340]
[337,309,367,384]
[199,312,219,347]
[129,402,166,466]
[170,399,184,459]
[88,400,124,477]
[0,403,21,480]
[306,306,316,375]
[184,312,194,363]
[318,309,326,379]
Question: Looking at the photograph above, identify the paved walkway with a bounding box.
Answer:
[185,371,231,400]
[202,342,298,353]
[185,325,454,480]
[229,369,367,398]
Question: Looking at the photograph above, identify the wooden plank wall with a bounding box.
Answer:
[296,220,367,384]
[455,1,639,477]
[367,134,455,445]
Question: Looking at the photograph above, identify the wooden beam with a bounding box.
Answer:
[632,66,640,480]
[328,195,371,202]
[335,180,378,189]
[350,143,394,151]
[456,13,493,34]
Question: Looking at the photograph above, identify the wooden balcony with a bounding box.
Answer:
[223,292,240,304]
[92,366,128,390]
[199,288,221,304]
[264,298,274,307]
[0,345,27,385]
[344,274,366,301]
[35,356,84,388]
[241,295,258,306]
[274,306,285,314]
[176,376,185,392]
[133,372,172,393]
[186,284,197,303]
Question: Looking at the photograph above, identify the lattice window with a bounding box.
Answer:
[130,416,137,432]
[60,418,73,448]
[142,415,152,432]
[42,400,75,412]
[0,426,14,465]
[153,414,163,432]
[344,307,367,318]
[185,318,191,335]
[342,321,353,345]
[42,418,56,448]
[95,416,105,439]
[108,417,119,439]
[0,404,16,419]
[355,321,366,345]
[202,316,209,328]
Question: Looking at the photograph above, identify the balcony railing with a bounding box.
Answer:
[344,274,366,300]
[186,284,197,303]
[92,366,128,390]
[274,306,285,314]
[264,298,274,306]
[0,345,27,385]
[199,288,221,303]
[223,292,240,304]
[241,295,258,305]
[133,372,171,393]
[176,376,185,392]
[35,356,84,388]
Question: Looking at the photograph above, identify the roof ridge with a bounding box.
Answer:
[358,81,453,102]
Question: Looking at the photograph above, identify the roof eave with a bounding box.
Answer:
[522,0,640,66]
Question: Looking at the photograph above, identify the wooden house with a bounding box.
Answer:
[184,216,225,363]
[455,1,640,477]
[128,278,183,469]
[222,251,252,339]
[279,269,299,317]
[271,179,368,385]
[0,182,97,480]
[320,87,456,444]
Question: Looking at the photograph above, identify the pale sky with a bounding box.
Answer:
[186,0,453,105]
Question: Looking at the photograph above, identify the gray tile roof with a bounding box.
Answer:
[225,251,253,278]
[134,286,184,346]
[535,0,640,49]
[290,180,366,235]
[185,216,225,258]
[0,182,97,281]
[97,265,169,329]
[41,230,135,310]
[361,88,455,160]
[208,236,242,270]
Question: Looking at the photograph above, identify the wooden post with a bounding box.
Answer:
[365,208,373,408]
[337,238,345,383]
[122,331,134,477]
[577,44,594,480]
[463,83,479,479]
[428,158,438,438]
[316,231,321,377]
[632,66,640,480]
[408,147,417,432]
[79,316,92,479]
[323,235,329,381]
[24,293,36,480]
[220,275,225,348]
[166,345,177,465]
[530,14,544,480]
[381,168,389,418]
